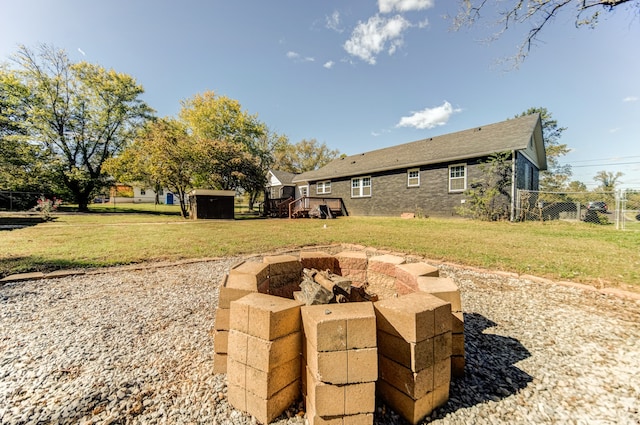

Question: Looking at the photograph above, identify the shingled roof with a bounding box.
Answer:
[293,113,546,183]
[268,169,297,185]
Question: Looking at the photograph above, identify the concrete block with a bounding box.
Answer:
[339,270,367,286]
[218,286,254,309]
[214,308,230,331]
[227,357,246,389]
[306,368,375,417]
[300,251,337,273]
[264,255,302,276]
[245,379,300,424]
[228,383,246,411]
[269,273,300,289]
[231,293,303,340]
[306,402,374,425]
[374,292,451,343]
[335,251,367,271]
[368,254,405,276]
[366,271,397,299]
[377,331,433,372]
[268,282,301,300]
[434,332,452,362]
[417,276,462,312]
[246,331,302,372]
[213,353,227,374]
[213,330,228,354]
[305,342,377,385]
[452,333,464,357]
[451,355,465,378]
[432,383,450,410]
[378,355,433,398]
[376,380,434,425]
[396,263,439,292]
[451,312,464,334]
[227,262,270,291]
[302,303,376,352]
[433,358,451,389]
[246,357,301,399]
[228,330,248,364]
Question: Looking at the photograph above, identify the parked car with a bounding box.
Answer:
[586,201,607,212]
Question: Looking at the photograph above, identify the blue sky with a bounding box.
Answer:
[1,0,639,189]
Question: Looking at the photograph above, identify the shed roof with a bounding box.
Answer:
[293,113,546,183]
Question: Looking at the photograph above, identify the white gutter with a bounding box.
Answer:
[511,150,516,221]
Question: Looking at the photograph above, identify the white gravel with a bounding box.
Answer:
[1,256,639,425]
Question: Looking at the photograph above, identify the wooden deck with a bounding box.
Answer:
[263,197,347,218]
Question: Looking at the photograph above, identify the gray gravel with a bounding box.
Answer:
[1,257,639,425]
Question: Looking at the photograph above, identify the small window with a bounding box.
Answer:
[299,186,308,197]
[351,176,371,198]
[316,181,331,195]
[449,164,467,192]
[158,188,164,196]
[407,168,420,187]
[140,189,146,196]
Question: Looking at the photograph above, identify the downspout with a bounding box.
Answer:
[510,150,516,221]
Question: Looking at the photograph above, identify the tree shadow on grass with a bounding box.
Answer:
[0,216,52,231]
[0,256,108,281]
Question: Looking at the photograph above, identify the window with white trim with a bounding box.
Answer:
[351,176,371,198]
[448,164,467,192]
[407,168,420,187]
[316,180,331,195]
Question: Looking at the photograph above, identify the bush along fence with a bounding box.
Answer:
[0,191,61,212]
[516,189,640,229]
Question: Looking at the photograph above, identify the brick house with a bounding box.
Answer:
[290,113,546,219]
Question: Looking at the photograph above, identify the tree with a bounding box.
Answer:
[593,170,623,191]
[105,118,194,217]
[459,151,512,221]
[0,70,54,192]
[178,91,274,209]
[454,0,637,65]
[273,138,340,174]
[515,107,570,192]
[6,44,152,211]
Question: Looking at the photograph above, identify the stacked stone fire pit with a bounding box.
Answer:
[211,250,465,425]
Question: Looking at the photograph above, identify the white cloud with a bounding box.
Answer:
[343,14,411,65]
[623,96,638,102]
[396,101,462,130]
[323,61,334,69]
[326,10,343,33]
[286,51,315,63]
[417,18,429,28]
[378,0,435,14]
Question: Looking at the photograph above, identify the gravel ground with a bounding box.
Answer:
[1,255,639,425]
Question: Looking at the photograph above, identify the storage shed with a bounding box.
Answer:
[188,190,236,220]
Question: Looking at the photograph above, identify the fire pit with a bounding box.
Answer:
[212,248,465,425]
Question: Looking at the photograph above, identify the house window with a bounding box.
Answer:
[407,168,420,187]
[140,189,146,196]
[158,188,163,196]
[351,176,371,198]
[317,181,331,195]
[299,186,308,197]
[449,164,467,192]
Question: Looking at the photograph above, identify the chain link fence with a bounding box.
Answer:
[516,189,640,230]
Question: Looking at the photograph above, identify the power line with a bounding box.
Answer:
[566,155,640,164]
[567,161,640,168]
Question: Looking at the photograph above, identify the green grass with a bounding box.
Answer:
[1,207,639,290]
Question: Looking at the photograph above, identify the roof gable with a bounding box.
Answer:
[293,114,546,182]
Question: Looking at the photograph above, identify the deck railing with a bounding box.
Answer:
[288,196,347,218]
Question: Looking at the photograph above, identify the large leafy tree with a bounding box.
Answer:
[6,44,153,211]
[1,71,51,192]
[454,0,637,65]
[179,91,274,208]
[105,118,194,217]
[516,107,570,192]
[273,138,340,174]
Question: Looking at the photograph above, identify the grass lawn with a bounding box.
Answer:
[1,205,639,290]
